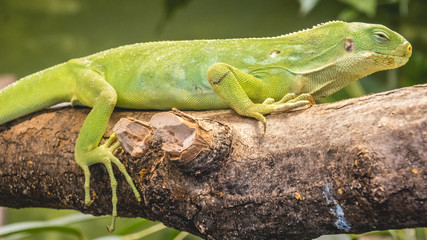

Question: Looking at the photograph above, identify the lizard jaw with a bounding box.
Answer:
[372,52,410,69]
[372,41,412,68]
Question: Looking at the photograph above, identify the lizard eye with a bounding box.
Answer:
[372,31,390,44]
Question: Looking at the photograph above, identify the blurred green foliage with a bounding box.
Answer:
[2,209,201,240]
[0,0,425,239]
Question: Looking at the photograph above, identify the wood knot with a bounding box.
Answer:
[113,109,232,175]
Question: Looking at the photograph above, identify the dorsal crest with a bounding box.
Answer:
[281,20,345,38]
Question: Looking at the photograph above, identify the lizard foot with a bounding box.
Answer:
[245,93,315,133]
[271,93,314,112]
[76,133,141,233]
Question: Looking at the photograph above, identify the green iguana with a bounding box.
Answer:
[0,21,412,231]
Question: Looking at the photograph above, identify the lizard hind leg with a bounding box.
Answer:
[69,59,140,233]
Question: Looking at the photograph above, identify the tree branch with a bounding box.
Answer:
[0,84,426,239]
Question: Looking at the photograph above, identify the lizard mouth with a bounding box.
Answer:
[371,50,410,68]
[373,41,412,59]
[373,51,409,59]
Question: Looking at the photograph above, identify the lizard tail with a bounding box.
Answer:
[0,63,74,125]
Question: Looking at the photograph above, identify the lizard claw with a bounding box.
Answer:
[263,121,267,134]
[85,197,94,206]
[106,219,116,233]
[262,98,276,105]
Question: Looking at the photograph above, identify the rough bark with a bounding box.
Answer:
[0,84,426,240]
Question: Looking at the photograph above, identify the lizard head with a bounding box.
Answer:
[278,21,412,99]
[346,22,412,74]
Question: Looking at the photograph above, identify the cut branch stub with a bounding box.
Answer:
[113,118,152,157]
[150,112,198,155]
[113,111,232,174]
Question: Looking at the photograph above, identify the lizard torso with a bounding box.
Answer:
[79,22,362,109]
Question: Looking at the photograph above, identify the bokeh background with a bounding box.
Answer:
[0,0,426,239]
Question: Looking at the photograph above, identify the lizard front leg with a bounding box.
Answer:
[207,63,313,130]
[68,60,141,232]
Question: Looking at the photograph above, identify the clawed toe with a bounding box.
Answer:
[272,100,311,112]
[262,98,276,105]
[85,197,94,206]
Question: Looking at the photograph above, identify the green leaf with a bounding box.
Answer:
[94,236,123,240]
[298,0,321,15]
[344,81,366,98]
[114,218,151,235]
[172,232,190,240]
[121,223,167,240]
[0,213,106,240]
[314,234,351,240]
[337,8,359,21]
[0,222,85,240]
[339,0,377,17]
[399,0,409,16]
[415,228,427,240]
